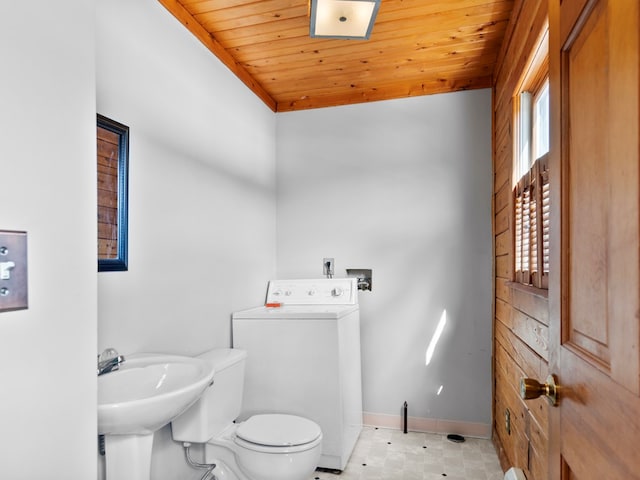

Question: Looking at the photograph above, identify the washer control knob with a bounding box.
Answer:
[284,290,292,296]
[331,287,343,297]
[308,289,316,296]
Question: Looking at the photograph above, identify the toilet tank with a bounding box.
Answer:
[171,348,247,443]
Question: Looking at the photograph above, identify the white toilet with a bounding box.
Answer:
[171,348,323,480]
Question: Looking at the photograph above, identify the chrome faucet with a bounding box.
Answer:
[97,348,125,376]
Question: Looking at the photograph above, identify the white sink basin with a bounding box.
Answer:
[98,353,215,435]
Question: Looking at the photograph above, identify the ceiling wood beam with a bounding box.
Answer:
[158,0,277,111]
[276,74,493,112]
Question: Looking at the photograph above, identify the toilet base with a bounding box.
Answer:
[201,424,321,480]
[202,459,246,480]
[203,431,250,480]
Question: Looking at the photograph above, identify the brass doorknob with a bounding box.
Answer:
[519,375,558,406]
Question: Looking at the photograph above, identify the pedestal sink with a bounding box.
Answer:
[98,353,215,480]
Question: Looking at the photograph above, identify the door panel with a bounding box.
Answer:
[565,0,612,371]
[561,0,639,393]
[549,0,640,479]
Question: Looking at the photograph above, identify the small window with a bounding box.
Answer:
[97,114,129,272]
[533,81,549,160]
[513,29,549,289]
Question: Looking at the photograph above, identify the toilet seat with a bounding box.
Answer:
[235,414,322,453]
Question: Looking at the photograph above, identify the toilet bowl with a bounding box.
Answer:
[171,349,322,480]
[231,414,322,480]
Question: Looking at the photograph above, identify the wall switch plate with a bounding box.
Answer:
[0,230,28,312]
[323,258,334,277]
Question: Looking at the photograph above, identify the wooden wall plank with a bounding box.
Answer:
[496,322,549,429]
[495,206,510,237]
[511,286,549,326]
[494,0,548,107]
[528,413,549,480]
[494,159,511,193]
[496,253,512,279]
[496,302,512,329]
[511,308,549,361]
[496,277,511,303]
[493,430,512,473]
[496,320,544,380]
[495,182,511,213]
[493,1,550,476]
[496,230,510,256]
[495,325,550,479]
[495,359,530,469]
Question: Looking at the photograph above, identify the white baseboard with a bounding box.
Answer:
[363,412,492,439]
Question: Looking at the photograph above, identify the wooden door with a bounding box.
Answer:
[548,0,640,479]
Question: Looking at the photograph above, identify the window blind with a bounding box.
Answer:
[514,153,549,289]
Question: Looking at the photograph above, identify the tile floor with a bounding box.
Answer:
[310,427,504,480]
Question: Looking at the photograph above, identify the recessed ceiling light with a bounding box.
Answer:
[310,0,381,40]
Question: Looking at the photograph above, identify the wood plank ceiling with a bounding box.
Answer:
[158,0,515,112]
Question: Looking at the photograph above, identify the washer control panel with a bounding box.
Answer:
[265,278,357,305]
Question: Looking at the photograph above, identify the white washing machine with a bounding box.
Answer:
[232,278,362,472]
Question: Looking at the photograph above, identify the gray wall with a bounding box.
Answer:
[276,91,493,428]
[0,1,97,479]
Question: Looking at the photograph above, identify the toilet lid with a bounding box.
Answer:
[235,414,321,447]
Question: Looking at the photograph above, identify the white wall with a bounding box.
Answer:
[96,1,277,478]
[276,90,493,431]
[96,0,277,356]
[0,1,97,479]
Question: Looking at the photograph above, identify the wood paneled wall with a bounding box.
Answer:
[492,0,550,478]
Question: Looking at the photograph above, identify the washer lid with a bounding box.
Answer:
[232,304,358,320]
[236,414,321,447]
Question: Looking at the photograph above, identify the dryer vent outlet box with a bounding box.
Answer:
[346,269,372,291]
